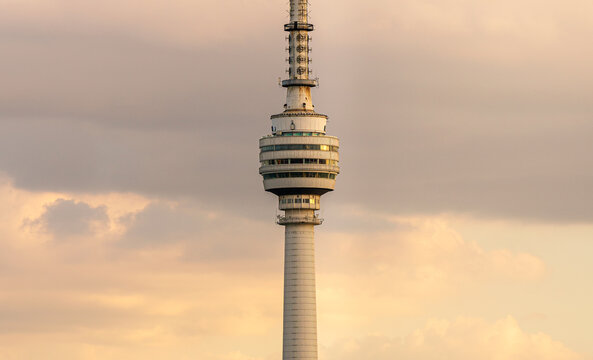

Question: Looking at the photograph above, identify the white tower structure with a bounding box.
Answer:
[259,1,339,359]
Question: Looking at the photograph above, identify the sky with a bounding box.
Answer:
[0,0,592,359]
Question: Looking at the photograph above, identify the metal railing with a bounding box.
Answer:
[277,214,323,225]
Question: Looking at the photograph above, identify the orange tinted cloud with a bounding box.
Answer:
[323,316,585,360]
[0,180,563,359]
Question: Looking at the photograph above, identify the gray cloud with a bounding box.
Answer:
[33,199,108,239]
[326,44,593,222]
[121,202,205,247]
[1,1,592,223]
[0,28,277,217]
[119,201,282,268]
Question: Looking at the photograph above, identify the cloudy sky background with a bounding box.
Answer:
[1,0,592,359]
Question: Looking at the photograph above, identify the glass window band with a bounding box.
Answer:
[260,144,339,153]
[262,159,339,166]
[279,132,324,137]
[263,172,337,180]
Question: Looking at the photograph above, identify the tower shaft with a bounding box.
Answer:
[283,216,318,360]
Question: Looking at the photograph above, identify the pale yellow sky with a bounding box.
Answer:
[0,0,592,359]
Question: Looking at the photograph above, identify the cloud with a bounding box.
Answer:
[315,1,593,223]
[214,352,267,360]
[117,200,282,270]
[1,180,592,359]
[323,316,585,360]
[0,182,284,359]
[0,0,592,223]
[31,198,108,239]
[0,0,280,47]
[314,210,547,337]
[320,211,546,283]
[121,202,206,246]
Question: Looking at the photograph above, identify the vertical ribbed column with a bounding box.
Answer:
[283,214,318,360]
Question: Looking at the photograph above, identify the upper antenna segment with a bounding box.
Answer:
[290,0,309,22]
[282,0,316,91]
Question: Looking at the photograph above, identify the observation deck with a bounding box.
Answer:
[259,133,340,196]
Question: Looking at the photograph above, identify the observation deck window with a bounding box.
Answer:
[260,144,339,153]
[262,159,338,166]
[279,132,324,137]
[262,172,338,180]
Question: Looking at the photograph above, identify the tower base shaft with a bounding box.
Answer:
[283,217,318,360]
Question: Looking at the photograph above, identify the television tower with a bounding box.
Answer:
[259,1,340,359]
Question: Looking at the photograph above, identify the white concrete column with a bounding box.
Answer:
[286,86,313,111]
[283,212,318,360]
